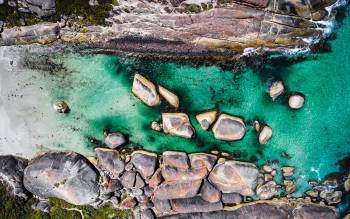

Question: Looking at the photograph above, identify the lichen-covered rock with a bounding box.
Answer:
[196,110,218,130]
[158,85,179,108]
[189,153,217,171]
[153,180,202,200]
[288,93,305,109]
[208,160,258,196]
[95,148,125,178]
[269,80,285,100]
[170,196,223,213]
[131,150,157,179]
[200,180,221,203]
[256,181,279,200]
[23,151,100,205]
[162,113,195,138]
[132,74,161,107]
[0,155,28,199]
[104,132,127,148]
[212,114,246,141]
[258,125,273,145]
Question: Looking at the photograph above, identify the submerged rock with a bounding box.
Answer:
[158,85,179,108]
[23,151,100,205]
[53,100,70,113]
[208,160,258,196]
[95,148,125,178]
[162,113,195,138]
[258,125,273,145]
[132,74,161,107]
[195,110,218,130]
[104,132,127,148]
[212,114,246,141]
[269,80,285,100]
[153,180,202,200]
[288,93,305,109]
[0,155,28,199]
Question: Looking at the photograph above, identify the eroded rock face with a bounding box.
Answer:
[0,155,28,199]
[208,160,259,196]
[23,151,100,205]
[163,151,189,169]
[131,150,158,179]
[132,74,161,107]
[153,180,202,200]
[95,148,125,178]
[162,113,195,138]
[212,114,246,141]
[17,0,56,17]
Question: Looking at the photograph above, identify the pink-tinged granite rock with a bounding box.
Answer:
[200,180,221,203]
[132,74,161,107]
[195,110,218,130]
[148,168,163,188]
[221,192,242,204]
[170,196,223,213]
[131,150,157,179]
[162,113,195,139]
[162,151,189,169]
[189,153,217,171]
[95,148,125,178]
[158,85,179,108]
[256,181,279,200]
[212,114,246,141]
[288,93,305,109]
[269,80,285,100]
[208,160,259,196]
[259,125,273,145]
[161,165,208,182]
[153,180,202,200]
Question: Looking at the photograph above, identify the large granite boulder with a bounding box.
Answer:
[23,151,100,205]
[161,165,208,181]
[208,160,259,196]
[153,179,202,200]
[170,196,223,213]
[132,73,161,107]
[95,148,125,178]
[162,113,195,138]
[189,153,217,171]
[131,150,157,179]
[212,114,246,141]
[162,151,189,169]
[0,155,28,199]
[200,179,221,203]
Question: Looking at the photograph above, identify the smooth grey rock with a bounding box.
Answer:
[131,150,157,179]
[32,199,49,213]
[105,132,127,148]
[221,192,242,204]
[208,160,259,196]
[170,196,223,213]
[135,173,146,189]
[121,171,136,189]
[200,180,221,203]
[132,73,161,107]
[23,151,100,205]
[0,155,28,199]
[95,148,125,178]
[288,93,305,109]
[161,165,208,182]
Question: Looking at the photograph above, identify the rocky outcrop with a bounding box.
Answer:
[23,151,100,205]
[170,196,223,213]
[162,113,195,138]
[208,160,259,196]
[153,180,202,200]
[0,155,28,199]
[212,114,246,141]
[269,80,285,100]
[95,148,125,178]
[0,0,343,59]
[131,150,158,179]
[53,100,70,113]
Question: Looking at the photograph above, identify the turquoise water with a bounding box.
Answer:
[9,7,350,200]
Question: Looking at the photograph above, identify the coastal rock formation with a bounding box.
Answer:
[189,153,217,171]
[200,180,221,203]
[208,160,259,196]
[104,132,127,148]
[23,151,100,205]
[158,86,179,109]
[196,110,218,130]
[0,155,28,199]
[132,74,161,107]
[162,113,195,138]
[170,196,223,213]
[212,114,246,141]
[0,0,342,59]
[153,179,202,200]
[131,150,158,179]
[288,93,305,109]
[258,125,273,145]
[95,148,125,178]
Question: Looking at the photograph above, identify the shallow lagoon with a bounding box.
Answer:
[1,8,350,200]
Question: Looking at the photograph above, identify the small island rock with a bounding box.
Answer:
[288,93,305,109]
[259,125,273,145]
[158,85,179,108]
[53,100,70,113]
[196,110,218,130]
[212,114,246,141]
[162,113,195,139]
[269,80,285,100]
[132,74,161,107]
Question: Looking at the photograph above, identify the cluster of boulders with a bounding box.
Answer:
[132,73,276,145]
[268,79,305,110]
[0,150,341,218]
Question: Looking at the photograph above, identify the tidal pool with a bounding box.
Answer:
[1,8,350,200]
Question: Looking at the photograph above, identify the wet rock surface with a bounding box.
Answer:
[23,151,100,205]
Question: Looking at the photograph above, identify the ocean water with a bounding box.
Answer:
[1,7,350,202]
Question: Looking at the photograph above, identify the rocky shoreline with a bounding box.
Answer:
[0,148,347,218]
[0,0,347,60]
